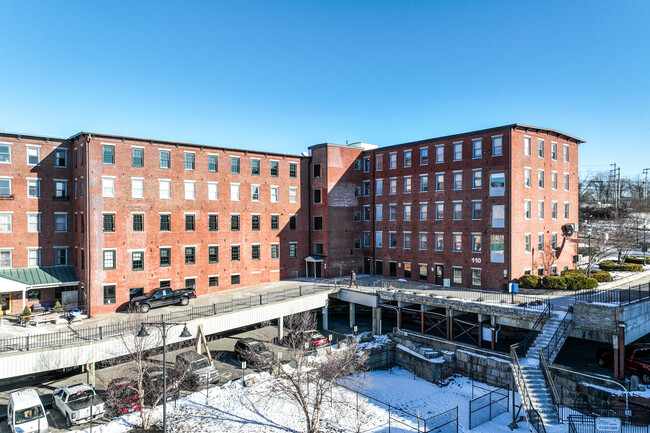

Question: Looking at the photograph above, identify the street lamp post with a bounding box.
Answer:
[587,228,593,278]
[137,322,192,433]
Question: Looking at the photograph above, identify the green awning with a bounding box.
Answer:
[305,255,324,262]
[0,266,79,288]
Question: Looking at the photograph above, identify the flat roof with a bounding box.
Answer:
[0,131,68,142]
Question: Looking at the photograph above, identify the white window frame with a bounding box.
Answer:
[26,145,40,166]
[27,178,40,198]
[0,142,12,164]
[102,176,115,198]
[289,187,298,203]
[27,212,41,233]
[270,185,279,203]
[208,182,219,201]
[159,179,171,199]
[231,183,241,202]
[27,247,41,267]
[131,177,144,199]
[251,184,261,202]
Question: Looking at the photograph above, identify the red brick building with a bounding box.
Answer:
[0,124,582,316]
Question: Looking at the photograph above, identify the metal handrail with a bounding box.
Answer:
[541,311,573,363]
[539,348,561,418]
[513,303,551,358]
[510,349,546,433]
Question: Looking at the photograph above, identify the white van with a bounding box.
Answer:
[7,388,49,433]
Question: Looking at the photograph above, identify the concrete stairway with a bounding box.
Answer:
[519,362,559,425]
[526,312,571,364]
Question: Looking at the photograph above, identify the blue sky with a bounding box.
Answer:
[0,1,648,175]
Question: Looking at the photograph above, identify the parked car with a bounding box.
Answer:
[52,383,105,427]
[234,338,274,367]
[143,370,180,405]
[597,344,650,383]
[105,378,140,416]
[284,330,329,350]
[175,351,220,389]
[129,287,197,313]
[7,388,49,433]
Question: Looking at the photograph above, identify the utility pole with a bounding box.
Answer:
[610,164,621,211]
[643,168,650,208]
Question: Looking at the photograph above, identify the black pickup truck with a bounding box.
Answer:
[129,287,197,313]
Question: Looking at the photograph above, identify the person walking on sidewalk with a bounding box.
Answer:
[348,270,358,288]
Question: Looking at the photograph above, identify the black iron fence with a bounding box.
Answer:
[422,407,458,433]
[469,386,509,429]
[0,284,332,353]
[568,415,650,433]
[575,282,650,306]
[560,403,650,425]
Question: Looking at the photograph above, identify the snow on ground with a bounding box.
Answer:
[77,367,564,433]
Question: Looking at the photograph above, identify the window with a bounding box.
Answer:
[185,247,196,264]
[289,162,297,178]
[54,179,68,198]
[538,169,544,188]
[251,244,260,260]
[313,163,321,178]
[453,201,462,220]
[472,139,482,158]
[0,143,10,164]
[313,243,323,255]
[489,173,505,196]
[552,202,558,219]
[289,215,296,230]
[159,179,171,199]
[564,144,570,163]
[490,235,504,263]
[0,178,10,197]
[363,157,371,172]
[492,135,503,156]
[132,147,144,167]
[271,214,280,230]
[362,205,370,221]
[389,204,397,221]
[270,160,279,177]
[227,156,239,174]
[363,231,371,247]
[435,145,444,163]
[403,176,411,193]
[420,174,428,192]
[472,234,482,253]
[54,148,67,167]
[453,142,462,161]
[538,234,544,252]
[373,154,383,171]
[419,233,427,250]
[209,214,218,231]
[209,276,219,287]
[206,182,218,201]
[538,201,544,219]
[26,147,39,165]
[524,168,531,188]
[208,155,218,172]
[472,169,482,189]
[184,152,195,170]
[102,177,115,197]
[271,244,279,259]
[185,278,196,289]
[160,248,171,266]
[289,243,297,258]
[103,285,116,305]
[251,184,260,202]
[550,171,557,190]
[313,216,323,231]
[453,233,462,251]
[364,180,371,196]
[102,145,115,164]
[376,179,383,195]
[435,202,444,220]
[403,262,412,278]
[403,232,411,249]
[435,233,444,250]
[230,183,240,201]
[551,142,557,160]
[376,204,383,221]
[375,231,383,248]
[389,178,397,195]
[419,202,428,220]
[159,150,170,169]
[420,148,428,165]
[27,213,41,233]
[492,204,505,228]
[0,249,11,268]
[452,267,462,284]
[27,248,40,267]
[454,171,463,190]
[538,139,544,158]
[54,213,67,232]
[389,232,397,248]
[184,181,195,200]
[269,186,278,202]
[472,269,482,286]
[552,233,558,251]
[403,204,411,221]
[524,136,531,156]
[103,250,116,270]
[131,178,144,199]
[80,178,84,197]
[251,158,260,175]
[131,251,144,270]
[404,150,412,167]
[231,214,240,231]
[524,200,531,219]
[389,152,397,169]
[435,173,444,191]
[564,173,570,191]
[564,202,570,219]
[132,214,144,232]
[251,214,260,230]
[185,214,195,231]
[524,234,531,253]
[354,211,361,222]
[354,186,361,197]
[472,201,482,220]
[160,214,171,231]
[103,214,115,232]
[27,179,40,198]
[231,274,241,285]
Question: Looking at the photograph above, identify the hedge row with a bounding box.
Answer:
[625,256,650,265]
[518,273,599,291]
[598,261,643,272]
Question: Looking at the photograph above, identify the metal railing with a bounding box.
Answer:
[512,303,551,359]
[422,407,458,433]
[538,349,561,420]
[0,284,332,353]
[540,311,573,363]
[575,282,650,306]
[560,403,650,425]
[568,414,650,433]
[469,386,509,429]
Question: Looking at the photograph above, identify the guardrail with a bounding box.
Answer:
[538,349,561,421]
[0,284,332,353]
[575,282,650,306]
[541,311,572,363]
[469,386,509,429]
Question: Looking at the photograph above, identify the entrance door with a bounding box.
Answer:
[364,258,371,274]
[1,294,9,314]
[375,260,383,276]
[389,262,397,277]
[435,265,444,285]
[315,263,322,278]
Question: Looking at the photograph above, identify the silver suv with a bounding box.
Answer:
[175,351,219,389]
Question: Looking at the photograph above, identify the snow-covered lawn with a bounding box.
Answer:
[78,367,564,433]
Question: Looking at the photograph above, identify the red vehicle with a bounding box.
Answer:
[285,330,329,350]
[597,345,650,384]
[105,378,141,416]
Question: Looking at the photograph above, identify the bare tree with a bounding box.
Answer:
[580,229,612,275]
[538,240,558,276]
[609,219,637,263]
